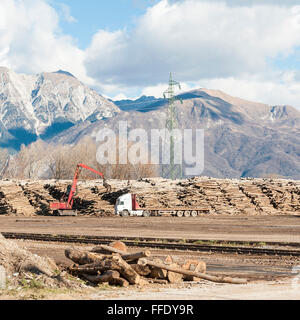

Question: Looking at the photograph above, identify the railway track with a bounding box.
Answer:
[2,232,300,257]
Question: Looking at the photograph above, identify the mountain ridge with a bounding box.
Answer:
[0,67,299,179]
[52,88,300,179]
[0,67,120,150]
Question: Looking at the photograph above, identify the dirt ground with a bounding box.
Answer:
[0,176,299,300]
[14,240,300,280]
[1,215,300,243]
[1,202,300,299]
[1,278,300,300]
[0,239,299,300]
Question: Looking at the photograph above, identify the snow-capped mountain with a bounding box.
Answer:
[0,67,120,150]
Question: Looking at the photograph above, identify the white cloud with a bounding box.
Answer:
[84,0,300,89]
[141,81,191,98]
[200,72,300,108]
[195,0,300,7]
[82,0,300,109]
[59,3,77,23]
[139,71,300,110]
[1,0,300,110]
[0,0,90,84]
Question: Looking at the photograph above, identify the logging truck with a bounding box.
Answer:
[115,193,210,217]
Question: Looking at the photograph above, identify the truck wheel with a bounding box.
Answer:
[143,211,150,217]
[177,211,184,217]
[191,211,198,217]
[120,210,129,217]
[184,211,191,217]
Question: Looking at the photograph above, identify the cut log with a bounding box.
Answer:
[112,277,130,287]
[82,270,119,283]
[182,260,207,281]
[69,263,102,275]
[131,264,152,276]
[138,258,247,285]
[82,271,129,287]
[164,256,173,265]
[92,244,125,255]
[108,256,142,285]
[149,258,167,279]
[69,255,144,285]
[65,248,106,265]
[91,245,150,262]
[122,251,151,262]
[110,241,127,252]
[167,263,183,284]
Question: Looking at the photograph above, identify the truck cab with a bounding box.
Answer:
[114,194,146,216]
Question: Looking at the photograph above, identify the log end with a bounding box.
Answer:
[110,241,127,253]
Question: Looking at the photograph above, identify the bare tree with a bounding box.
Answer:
[0,148,9,179]
[95,137,158,180]
[4,135,158,181]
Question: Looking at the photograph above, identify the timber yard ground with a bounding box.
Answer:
[1,215,300,300]
[0,177,299,300]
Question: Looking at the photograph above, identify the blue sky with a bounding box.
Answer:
[1,0,300,109]
[50,0,161,49]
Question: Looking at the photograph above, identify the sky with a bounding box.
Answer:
[0,0,300,109]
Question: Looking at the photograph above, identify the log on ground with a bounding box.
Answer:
[82,270,129,287]
[65,248,106,265]
[149,258,167,279]
[91,245,151,262]
[138,258,247,285]
[182,260,207,281]
[69,255,144,285]
[131,264,152,276]
[167,263,183,284]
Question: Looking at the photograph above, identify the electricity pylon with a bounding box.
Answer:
[161,73,183,180]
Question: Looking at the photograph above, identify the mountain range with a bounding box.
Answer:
[0,67,119,151]
[0,67,299,179]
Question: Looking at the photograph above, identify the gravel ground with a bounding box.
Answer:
[0,239,298,300]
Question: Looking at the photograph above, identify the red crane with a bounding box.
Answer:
[50,163,106,216]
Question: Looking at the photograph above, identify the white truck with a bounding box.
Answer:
[114,193,210,217]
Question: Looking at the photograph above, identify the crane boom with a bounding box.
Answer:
[50,163,105,216]
[67,163,104,207]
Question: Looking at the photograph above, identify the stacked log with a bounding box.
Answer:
[0,184,36,216]
[65,242,247,287]
[0,178,299,217]
[0,190,12,215]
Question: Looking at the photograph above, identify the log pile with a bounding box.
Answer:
[0,190,12,215]
[44,183,113,216]
[65,242,247,287]
[130,178,300,216]
[20,183,55,216]
[0,177,299,216]
[0,183,36,216]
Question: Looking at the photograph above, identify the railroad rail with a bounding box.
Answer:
[2,232,300,257]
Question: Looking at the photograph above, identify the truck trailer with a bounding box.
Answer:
[114,193,210,217]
